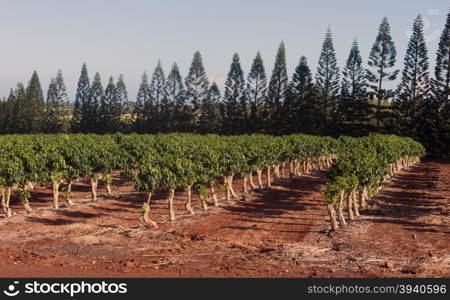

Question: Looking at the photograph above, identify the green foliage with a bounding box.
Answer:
[266,42,289,135]
[185,51,210,131]
[324,134,426,204]
[316,28,340,130]
[394,15,430,137]
[366,17,399,129]
[222,53,247,134]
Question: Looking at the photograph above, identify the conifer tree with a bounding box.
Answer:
[10,85,27,133]
[419,9,450,156]
[3,88,19,133]
[289,56,319,134]
[99,76,116,133]
[267,42,289,135]
[222,53,246,134]
[148,60,166,133]
[81,72,103,133]
[435,9,450,104]
[45,78,58,131]
[134,72,150,133]
[247,51,267,133]
[340,40,370,135]
[113,74,127,132]
[316,28,340,132]
[366,17,399,129]
[199,82,221,133]
[185,51,209,131]
[23,71,45,133]
[46,70,70,133]
[164,63,187,132]
[395,15,430,136]
[0,98,6,134]
[72,63,90,133]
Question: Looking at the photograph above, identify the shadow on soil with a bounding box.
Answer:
[363,161,449,234]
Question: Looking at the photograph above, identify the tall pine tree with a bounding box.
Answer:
[185,51,209,131]
[164,63,187,132]
[315,28,340,133]
[112,74,127,132]
[134,72,150,133]
[222,53,246,134]
[199,82,222,133]
[289,56,319,134]
[99,76,116,133]
[81,72,103,133]
[148,60,166,133]
[247,51,267,133]
[72,63,90,133]
[435,9,450,104]
[4,87,23,133]
[46,70,70,133]
[340,39,370,135]
[266,42,289,135]
[420,9,450,156]
[394,15,430,136]
[366,17,399,129]
[23,71,45,133]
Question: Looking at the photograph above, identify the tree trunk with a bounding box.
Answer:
[64,181,75,207]
[201,196,208,211]
[294,160,299,176]
[248,172,257,189]
[6,188,12,217]
[289,161,294,178]
[185,185,194,215]
[225,176,231,202]
[1,189,6,216]
[141,203,158,229]
[23,199,32,213]
[242,175,249,195]
[106,175,112,195]
[352,190,360,217]
[146,192,152,205]
[210,186,219,207]
[90,178,98,201]
[346,191,354,221]
[358,189,364,210]
[337,191,347,226]
[52,181,60,209]
[256,168,264,189]
[229,174,238,199]
[168,188,175,221]
[327,204,338,231]
[302,160,307,174]
[274,165,280,181]
[266,166,271,188]
[361,186,368,208]
[1,188,12,218]
[281,162,286,178]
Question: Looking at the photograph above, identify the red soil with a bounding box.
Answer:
[0,160,448,278]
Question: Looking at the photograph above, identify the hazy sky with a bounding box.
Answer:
[0,0,448,100]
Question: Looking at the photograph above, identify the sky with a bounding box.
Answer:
[0,0,448,100]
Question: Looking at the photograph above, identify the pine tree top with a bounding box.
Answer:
[368,17,397,69]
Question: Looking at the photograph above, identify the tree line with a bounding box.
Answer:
[0,12,448,155]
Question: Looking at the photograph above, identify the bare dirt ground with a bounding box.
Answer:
[0,159,448,278]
